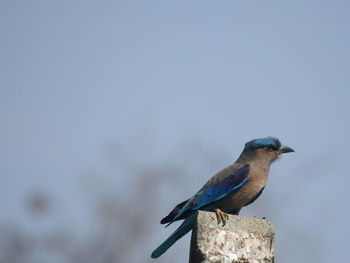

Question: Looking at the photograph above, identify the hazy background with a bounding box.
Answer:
[1,1,350,262]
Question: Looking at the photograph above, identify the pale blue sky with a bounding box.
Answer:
[1,1,350,262]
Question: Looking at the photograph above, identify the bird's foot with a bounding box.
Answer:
[214,208,229,226]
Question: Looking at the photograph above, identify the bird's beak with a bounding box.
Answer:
[278,145,295,154]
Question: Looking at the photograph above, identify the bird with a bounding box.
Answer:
[151,137,294,259]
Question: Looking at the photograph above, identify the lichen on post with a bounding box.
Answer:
[189,211,275,263]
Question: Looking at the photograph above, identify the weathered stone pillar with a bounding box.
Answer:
[189,211,275,263]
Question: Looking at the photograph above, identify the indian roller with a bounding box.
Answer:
[151,137,294,258]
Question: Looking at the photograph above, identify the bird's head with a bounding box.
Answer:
[239,137,294,164]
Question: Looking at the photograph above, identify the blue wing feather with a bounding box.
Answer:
[192,174,249,209]
[169,164,249,225]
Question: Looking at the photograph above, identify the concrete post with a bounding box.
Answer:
[189,211,275,263]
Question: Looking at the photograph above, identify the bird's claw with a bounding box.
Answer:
[214,208,229,226]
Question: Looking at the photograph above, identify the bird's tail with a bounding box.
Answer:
[151,213,195,258]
